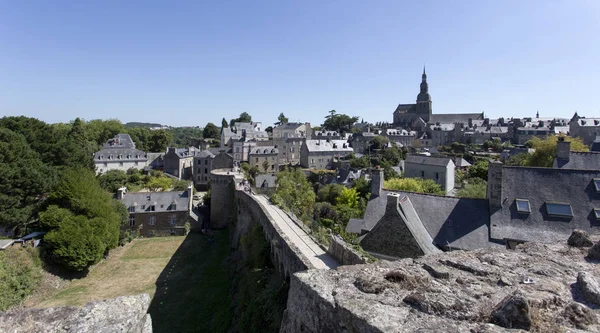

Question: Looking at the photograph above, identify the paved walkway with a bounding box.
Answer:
[253,194,340,270]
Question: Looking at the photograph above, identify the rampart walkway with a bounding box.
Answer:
[253,194,339,270]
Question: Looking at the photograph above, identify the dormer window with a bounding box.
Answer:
[149,205,156,212]
[545,202,573,218]
[515,199,531,213]
[594,209,600,220]
[128,206,135,213]
[594,178,600,193]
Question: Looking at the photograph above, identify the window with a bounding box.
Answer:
[204,176,207,181]
[435,172,439,180]
[594,178,600,193]
[128,206,135,213]
[171,204,177,210]
[204,160,208,165]
[545,202,573,218]
[119,162,124,166]
[594,209,600,220]
[515,199,531,213]
[149,205,155,212]
[205,168,208,174]
[255,158,259,163]
[149,215,156,226]
[170,215,176,225]
[129,216,135,226]
[421,171,425,177]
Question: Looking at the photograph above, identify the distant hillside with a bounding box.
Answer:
[124,122,166,128]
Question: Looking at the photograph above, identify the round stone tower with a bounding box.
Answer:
[209,168,242,229]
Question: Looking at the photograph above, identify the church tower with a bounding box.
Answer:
[416,67,432,122]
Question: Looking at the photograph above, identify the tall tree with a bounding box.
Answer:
[271,168,316,220]
[322,112,359,134]
[203,122,220,139]
[41,168,125,271]
[275,113,289,126]
[148,130,173,152]
[229,112,253,127]
[221,118,229,128]
[0,128,57,234]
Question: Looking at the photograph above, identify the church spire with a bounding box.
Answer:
[422,65,427,81]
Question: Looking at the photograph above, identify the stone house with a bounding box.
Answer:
[300,139,353,170]
[193,149,234,189]
[346,170,497,259]
[570,114,600,145]
[349,132,377,154]
[163,147,200,180]
[94,134,148,174]
[118,186,194,237]
[272,122,311,139]
[404,154,455,194]
[249,146,279,173]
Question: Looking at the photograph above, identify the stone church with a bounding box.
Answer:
[393,68,484,129]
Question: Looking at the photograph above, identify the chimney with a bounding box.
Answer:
[187,184,194,212]
[370,169,384,199]
[487,161,503,212]
[117,187,127,200]
[556,137,570,161]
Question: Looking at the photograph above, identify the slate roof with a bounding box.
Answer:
[404,154,453,167]
[554,152,600,170]
[250,146,278,155]
[196,150,215,159]
[170,147,200,158]
[275,122,304,130]
[305,140,352,153]
[490,166,600,243]
[121,191,190,214]
[575,118,600,127]
[347,190,497,251]
[394,104,415,113]
[453,157,472,168]
[94,134,147,161]
[102,134,136,149]
[429,113,484,124]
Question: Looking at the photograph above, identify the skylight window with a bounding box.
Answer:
[594,209,600,220]
[594,178,600,193]
[515,199,531,213]
[545,202,573,218]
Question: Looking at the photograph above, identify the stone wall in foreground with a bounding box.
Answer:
[0,294,152,333]
[281,236,600,332]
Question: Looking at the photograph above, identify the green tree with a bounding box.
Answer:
[41,168,123,271]
[221,118,229,128]
[0,128,57,234]
[524,135,588,167]
[457,178,487,199]
[203,122,220,139]
[85,119,125,145]
[275,113,289,126]
[172,179,190,191]
[230,112,253,127]
[98,170,128,192]
[384,178,444,194]
[369,136,389,151]
[271,168,316,220]
[323,112,359,134]
[317,184,346,205]
[147,177,173,192]
[336,187,359,208]
[506,153,528,166]
[483,139,503,153]
[467,159,489,181]
[148,130,173,152]
[352,177,371,199]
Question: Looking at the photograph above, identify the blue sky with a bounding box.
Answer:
[1,1,599,127]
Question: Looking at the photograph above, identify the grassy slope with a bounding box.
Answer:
[30,232,232,333]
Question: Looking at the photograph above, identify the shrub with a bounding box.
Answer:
[0,247,42,310]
